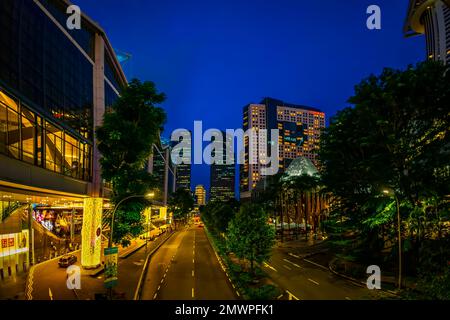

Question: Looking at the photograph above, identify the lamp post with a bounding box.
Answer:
[106,192,154,300]
[108,192,155,249]
[383,188,402,289]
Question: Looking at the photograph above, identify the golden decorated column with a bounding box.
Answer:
[81,197,103,269]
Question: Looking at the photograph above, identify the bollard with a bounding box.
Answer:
[23,261,27,272]
[0,268,4,280]
[8,266,12,276]
[15,264,19,273]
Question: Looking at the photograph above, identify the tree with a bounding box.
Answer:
[168,188,195,227]
[201,199,238,236]
[227,203,275,274]
[319,61,450,288]
[96,79,166,245]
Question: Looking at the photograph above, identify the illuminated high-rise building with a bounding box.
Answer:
[240,98,325,199]
[194,185,206,206]
[404,0,450,64]
[210,132,235,202]
[172,130,192,191]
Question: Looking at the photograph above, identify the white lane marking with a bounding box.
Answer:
[345,297,351,300]
[303,258,328,270]
[288,253,300,259]
[160,278,164,284]
[308,278,320,285]
[157,285,160,291]
[192,288,195,298]
[192,270,194,277]
[283,265,292,270]
[153,293,157,300]
[263,262,278,272]
[286,290,300,300]
[283,258,301,268]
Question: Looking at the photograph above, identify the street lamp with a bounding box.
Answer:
[108,192,155,248]
[382,188,402,289]
[106,192,154,300]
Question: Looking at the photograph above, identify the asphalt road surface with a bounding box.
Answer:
[27,228,168,300]
[264,248,387,300]
[140,225,237,300]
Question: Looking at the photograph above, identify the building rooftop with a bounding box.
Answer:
[260,97,323,113]
[281,157,319,181]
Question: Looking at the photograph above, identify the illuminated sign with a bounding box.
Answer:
[0,231,29,258]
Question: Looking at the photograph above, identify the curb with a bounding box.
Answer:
[133,231,175,300]
[203,226,243,300]
[328,258,400,297]
[25,249,82,300]
[328,258,367,288]
[119,242,147,259]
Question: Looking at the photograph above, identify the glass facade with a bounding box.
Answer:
[105,81,119,113]
[38,0,95,59]
[105,54,122,93]
[0,0,94,140]
[0,88,92,181]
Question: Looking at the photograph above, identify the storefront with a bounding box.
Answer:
[0,230,29,279]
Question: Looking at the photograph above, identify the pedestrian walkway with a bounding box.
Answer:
[0,273,27,300]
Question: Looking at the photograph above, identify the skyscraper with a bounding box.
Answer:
[404,0,450,64]
[210,132,235,202]
[147,137,176,205]
[195,185,206,206]
[175,163,192,191]
[172,130,192,191]
[240,98,325,199]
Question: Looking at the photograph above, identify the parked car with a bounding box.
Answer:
[58,254,77,268]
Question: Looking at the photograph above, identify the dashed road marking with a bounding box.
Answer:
[192,270,194,277]
[283,258,301,268]
[263,262,278,272]
[153,293,157,299]
[288,253,300,259]
[286,290,300,300]
[308,278,320,285]
[303,258,328,270]
[345,296,352,300]
[192,288,195,298]
[283,264,292,270]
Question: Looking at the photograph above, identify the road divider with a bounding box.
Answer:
[133,231,175,300]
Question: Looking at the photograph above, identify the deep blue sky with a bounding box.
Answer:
[74,0,424,193]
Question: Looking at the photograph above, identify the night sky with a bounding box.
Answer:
[74,0,424,193]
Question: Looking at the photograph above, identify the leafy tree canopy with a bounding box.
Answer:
[96,79,167,245]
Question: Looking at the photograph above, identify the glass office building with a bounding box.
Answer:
[0,0,127,277]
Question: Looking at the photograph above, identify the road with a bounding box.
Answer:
[264,248,386,300]
[140,225,237,300]
[26,228,169,300]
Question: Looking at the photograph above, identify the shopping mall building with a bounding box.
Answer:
[0,0,127,277]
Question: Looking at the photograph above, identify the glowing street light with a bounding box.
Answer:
[108,192,155,247]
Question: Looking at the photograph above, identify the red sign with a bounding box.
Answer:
[1,238,14,248]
